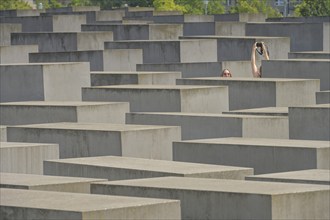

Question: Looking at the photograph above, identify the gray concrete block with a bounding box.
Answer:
[215,22,246,36]
[246,169,330,185]
[7,122,181,160]
[137,61,251,78]
[0,188,181,220]
[82,85,229,113]
[177,77,319,110]
[46,6,100,13]
[0,101,129,125]
[0,142,59,174]
[0,9,40,17]
[173,137,330,174]
[0,23,21,46]
[0,45,38,64]
[223,107,288,116]
[103,49,142,71]
[82,23,182,40]
[289,104,330,141]
[262,59,330,90]
[44,156,253,181]
[91,176,329,220]
[91,71,181,86]
[289,51,330,59]
[0,63,90,102]
[150,14,213,23]
[11,32,113,52]
[214,13,266,22]
[246,22,327,52]
[179,36,290,61]
[183,22,215,35]
[0,126,7,142]
[126,112,289,140]
[104,39,218,64]
[0,14,86,32]
[0,172,107,193]
[316,91,330,104]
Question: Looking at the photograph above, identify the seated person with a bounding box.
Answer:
[251,42,269,78]
[221,68,232,77]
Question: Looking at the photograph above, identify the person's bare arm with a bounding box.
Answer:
[251,42,260,77]
[262,42,270,60]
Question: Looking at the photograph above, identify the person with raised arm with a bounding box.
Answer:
[251,42,269,78]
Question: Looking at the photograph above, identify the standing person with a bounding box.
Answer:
[251,42,269,78]
[221,68,232,77]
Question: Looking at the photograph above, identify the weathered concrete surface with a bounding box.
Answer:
[215,22,246,36]
[0,23,21,46]
[316,91,330,104]
[7,122,181,160]
[0,9,41,17]
[0,101,129,125]
[0,142,59,174]
[83,85,229,113]
[103,49,142,71]
[246,169,330,185]
[0,126,6,142]
[11,32,113,52]
[214,13,266,22]
[0,188,181,220]
[0,172,107,193]
[0,45,38,64]
[44,156,253,181]
[177,77,319,110]
[262,59,330,90]
[91,176,330,220]
[127,112,289,140]
[173,137,330,173]
[289,104,330,141]
[223,107,288,116]
[289,51,330,59]
[91,71,181,86]
[0,63,90,102]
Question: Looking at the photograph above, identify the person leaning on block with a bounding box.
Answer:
[251,42,269,78]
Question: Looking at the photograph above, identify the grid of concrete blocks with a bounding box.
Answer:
[0,5,329,220]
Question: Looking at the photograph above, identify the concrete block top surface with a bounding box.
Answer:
[128,112,288,119]
[0,101,127,107]
[266,59,330,62]
[0,172,106,186]
[91,71,181,75]
[94,176,329,195]
[86,84,225,90]
[0,142,58,149]
[180,77,319,83]
[180,36,289,40]
[45,156,252,174]
[247,169,330,183]
[178,137,330,149]
[8,122,178,132]
[0,62,88,67]
[0,188,178,211]
[290,104,330,109]
[225,107,288,116]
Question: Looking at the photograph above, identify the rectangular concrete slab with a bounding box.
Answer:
[246,169,330,185]
[0,23,21,46]
[289,51,330,59]
[90,71,181,86]
[126,112,289,139]
[44,155,253,181]
[316,90,330,104]
[0,63,90,102]
[0,142,59,174]
[173,137,330,174]
[7,122,181,160]
[0,126,6,142]
[223,107,288,116]
[0,172,107,193]
[91,176,330,220]
[0,101,129,125]
[177,77,319,110]
[0,45,38,64]
[289,104,330,141]
[0,188,181,220]
[82,85,229,113]
[262,59,330,90]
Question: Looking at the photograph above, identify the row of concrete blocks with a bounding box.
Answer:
[1,168,329,219]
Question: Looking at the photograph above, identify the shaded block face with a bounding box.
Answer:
[0,63,90,102]
[7,123,181,160]
[43,156,253,181]
[90,177,330,220]
[173,137,329,174]
[177,78,319,110]
[82,85,229,113]
[0,188,181,220]
[0,142,59,174]
[289,104,330,141]
[316,91,330,104]
[0,101,129,125]
[127,112,288,140]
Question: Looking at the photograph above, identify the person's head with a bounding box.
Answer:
[221,69,232,77]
